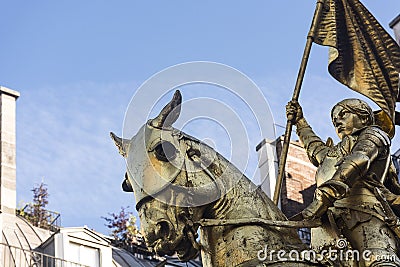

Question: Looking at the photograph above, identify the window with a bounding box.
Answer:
[69,242,100,267]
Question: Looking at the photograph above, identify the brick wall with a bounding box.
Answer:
[276,138,317,218]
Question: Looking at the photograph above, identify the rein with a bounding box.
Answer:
[195,218,321,229]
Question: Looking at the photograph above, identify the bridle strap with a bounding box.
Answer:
[184,140,226,199]
[196,218,321,229]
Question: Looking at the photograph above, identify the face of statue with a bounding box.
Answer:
[332,105,366,139]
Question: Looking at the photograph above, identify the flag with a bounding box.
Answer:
[313,0,400,137]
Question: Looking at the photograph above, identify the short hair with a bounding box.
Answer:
[331,99,374,126]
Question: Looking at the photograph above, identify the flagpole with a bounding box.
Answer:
[273,0,327,205]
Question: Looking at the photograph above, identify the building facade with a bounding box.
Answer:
[390,14,400,45]
[0,87,54,266]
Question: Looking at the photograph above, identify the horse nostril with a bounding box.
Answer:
[156,221,170,238]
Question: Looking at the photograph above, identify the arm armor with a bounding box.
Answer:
[353,126,390,160]
[332,151,371,186]
[296,118,329,166]
[323,126,390,199]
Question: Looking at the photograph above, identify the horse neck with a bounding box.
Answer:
[199,152,284,221]
[193,150,306,266]
[181,131,284,220]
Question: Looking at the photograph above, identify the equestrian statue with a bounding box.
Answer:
[110,0,400,265]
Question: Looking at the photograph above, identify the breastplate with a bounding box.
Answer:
[315,135,355,186]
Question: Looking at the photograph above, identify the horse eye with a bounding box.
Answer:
[154,141,177,162]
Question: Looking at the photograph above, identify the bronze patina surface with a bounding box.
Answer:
[111,0,400,265]
[112,92,400,266]
[112,91,321,267]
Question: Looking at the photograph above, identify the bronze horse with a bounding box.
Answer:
[111,91,321,266]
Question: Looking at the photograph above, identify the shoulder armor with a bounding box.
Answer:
[358,126,390,147]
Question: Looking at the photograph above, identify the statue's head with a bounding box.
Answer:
[331,98,374,139]
[110,90,218,261]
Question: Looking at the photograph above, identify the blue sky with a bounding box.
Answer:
[0,1,399,234]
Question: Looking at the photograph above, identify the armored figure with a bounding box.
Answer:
[287,99,400,267]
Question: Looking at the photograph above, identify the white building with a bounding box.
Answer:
[255,138,279,200]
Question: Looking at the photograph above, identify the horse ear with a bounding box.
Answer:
[110,132,130,158]
[151,90,182,128]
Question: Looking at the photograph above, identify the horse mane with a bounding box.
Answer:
[178,127,293,223]
[179,129,257,190]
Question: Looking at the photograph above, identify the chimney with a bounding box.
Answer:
[0,86,19,215]
[389,14,400,45]
[256,138,279,204]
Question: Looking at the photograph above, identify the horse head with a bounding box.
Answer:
[110,90,223,261]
